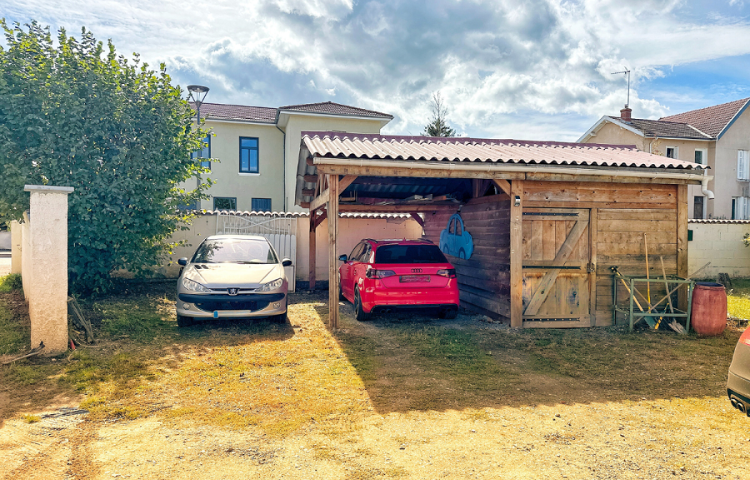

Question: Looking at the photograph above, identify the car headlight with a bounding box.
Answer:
[256,278,283,293]
[182,277,211,293]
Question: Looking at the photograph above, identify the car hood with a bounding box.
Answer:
[183,263,282,288]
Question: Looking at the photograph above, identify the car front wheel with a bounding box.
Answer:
[271,311,288,323]
[354,287,371,321]
[177,314,194,327]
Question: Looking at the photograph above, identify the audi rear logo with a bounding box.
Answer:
[411,268,422,273]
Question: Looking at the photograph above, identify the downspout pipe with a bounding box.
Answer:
[276,124,286,211]
[702,171,715,199]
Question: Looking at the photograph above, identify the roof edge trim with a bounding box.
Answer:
[717,98,750,140]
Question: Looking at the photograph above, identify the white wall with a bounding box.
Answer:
[688,221,750,277]
[158,213,423,281]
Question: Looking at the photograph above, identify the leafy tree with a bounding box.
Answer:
[422,91,456,137]
[0,21,211,294]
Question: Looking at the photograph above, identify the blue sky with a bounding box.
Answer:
[3,0,750,140]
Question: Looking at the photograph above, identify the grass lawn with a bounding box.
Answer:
[0,276,747,479]
[726,278,750,321]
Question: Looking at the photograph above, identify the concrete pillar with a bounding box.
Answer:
[10,220,22,274]
[24,185,74,355]
[21,211,31,297]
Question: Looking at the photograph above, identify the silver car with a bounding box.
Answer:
[175,235,292,327]
[728,326,750,416]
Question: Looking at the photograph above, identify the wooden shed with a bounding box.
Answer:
[295,133,712,329]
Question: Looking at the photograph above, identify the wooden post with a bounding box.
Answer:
[327,175,340,329]
[589,208,598,326]
[309,213,317,291]
[676,184,688,310]
[510,180,524,328]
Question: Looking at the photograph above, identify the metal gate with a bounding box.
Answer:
[216,212,298,292]
[521,208,592,327]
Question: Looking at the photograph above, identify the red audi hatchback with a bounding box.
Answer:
[338,239,460,320]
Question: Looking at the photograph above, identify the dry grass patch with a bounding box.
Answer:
[153,299,371,436]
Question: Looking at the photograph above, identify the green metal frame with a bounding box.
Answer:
[612,275,694,332]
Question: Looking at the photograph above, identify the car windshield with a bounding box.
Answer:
[374,244,448,264]
[191,238,278,264]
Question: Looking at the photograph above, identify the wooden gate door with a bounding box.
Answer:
[521,208,593,328]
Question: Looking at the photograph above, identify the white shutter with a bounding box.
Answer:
[738,197,746,220]
[739,151,750,181]
[745,196,750,220]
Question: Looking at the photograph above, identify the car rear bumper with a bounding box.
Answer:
[176,292,287,319]
[361,286,459,312]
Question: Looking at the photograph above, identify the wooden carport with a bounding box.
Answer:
[295,132,711,329]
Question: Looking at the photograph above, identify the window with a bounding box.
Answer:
[252,198,272,212]
[455,219,463,236]
[191,135,211,170]
[240,137,259,173]
[374,244,448,264]
[361,244,372,263]
[348,243,364,262]
[694,149,707,165]
[666,147,678,159]
[213,197,237,211]
[693,196,704,219]
[738,150,750,181]
[448,218,455,234]
[733,197,750,220]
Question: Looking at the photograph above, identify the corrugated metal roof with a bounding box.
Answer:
[688,219,750,224]
[301,132,707,170]
[193,210,413,219]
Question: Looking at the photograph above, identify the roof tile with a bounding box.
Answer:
[611,117,712,140]
[279,101,393,120]
[660,97,750,138]
[192,102,277,123]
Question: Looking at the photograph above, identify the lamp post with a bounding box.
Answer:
[187,85,209,209]
[187,84,210,124]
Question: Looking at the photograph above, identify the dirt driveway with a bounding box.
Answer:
[0,285,746,479]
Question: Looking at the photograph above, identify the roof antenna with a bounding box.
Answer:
[611,68,631,108]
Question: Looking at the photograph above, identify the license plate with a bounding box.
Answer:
[400,275,430,283]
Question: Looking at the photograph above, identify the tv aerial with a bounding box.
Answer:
[611,68,631,108]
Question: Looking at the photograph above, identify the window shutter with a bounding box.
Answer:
[738,197,745,220]
[739,151,750,181]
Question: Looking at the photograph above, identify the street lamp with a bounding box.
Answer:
[187,85,210,124]
[187,85,209,209]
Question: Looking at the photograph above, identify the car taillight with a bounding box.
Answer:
[366,268,396,279]
[437,268,457,278]
[740,327,750,347]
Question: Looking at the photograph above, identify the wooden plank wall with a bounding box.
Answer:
[423,195,511,320]
[523,181,680,327]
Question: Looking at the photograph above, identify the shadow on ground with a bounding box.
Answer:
[321,293,741,415]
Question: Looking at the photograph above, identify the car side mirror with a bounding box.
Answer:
[178,257,188,266]
[338,254,348,262]
[282,258,293,267]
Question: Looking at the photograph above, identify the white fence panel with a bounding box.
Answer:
[216,213,298,292]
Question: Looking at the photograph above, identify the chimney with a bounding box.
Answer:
[620,106,632,122]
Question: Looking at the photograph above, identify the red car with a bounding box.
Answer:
[338,239,460,320]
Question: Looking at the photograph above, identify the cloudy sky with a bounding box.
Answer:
[3,0,750,140]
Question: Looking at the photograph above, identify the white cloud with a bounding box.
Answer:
[4,0,750,140]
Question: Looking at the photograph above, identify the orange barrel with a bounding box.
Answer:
[690,282,727,336]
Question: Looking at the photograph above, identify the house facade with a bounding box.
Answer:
[577,98,750,219]
[188,101,393,212]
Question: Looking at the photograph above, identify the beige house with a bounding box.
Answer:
[578,98,750,219]
[189,101,393,212]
